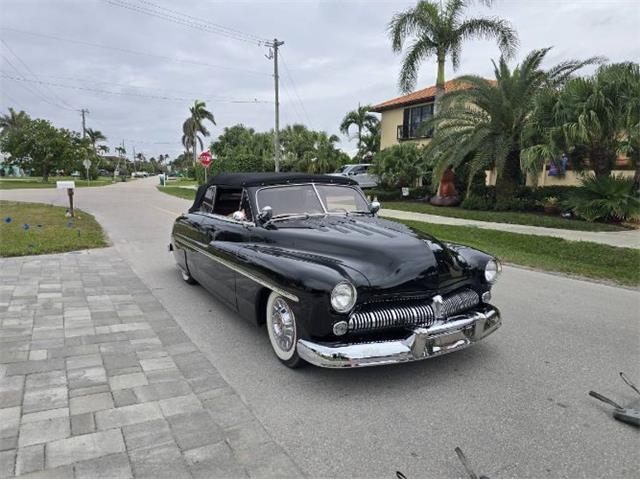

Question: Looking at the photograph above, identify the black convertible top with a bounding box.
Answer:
[189,172,357,213]
[207,172,355,188]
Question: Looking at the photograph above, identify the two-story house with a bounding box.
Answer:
[370,79,633,187]
[370,79,468,150]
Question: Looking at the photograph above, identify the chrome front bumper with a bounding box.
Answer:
[297,306,501,368]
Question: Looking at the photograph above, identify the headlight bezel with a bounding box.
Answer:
[330,281,357,313]
[484,259,502,284]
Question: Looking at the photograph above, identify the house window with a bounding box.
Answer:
[400,103,434,139]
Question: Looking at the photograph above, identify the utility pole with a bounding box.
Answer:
[266,38,284,172]
[80,109,89,138]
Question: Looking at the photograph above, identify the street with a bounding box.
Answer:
[2,177,639,478]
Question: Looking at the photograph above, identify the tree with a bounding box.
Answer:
[97,144,109,155]
[210,124,273,174]
[523,62,640,181]
[339,105,379,155]
[360,121,381,159]
[423,48,595,203]
[0,118,93,182]
[182,100,216,167]
[84,128,107,153]
[388,0,518,105]
[372,143,429,187]
[0,107,30,134]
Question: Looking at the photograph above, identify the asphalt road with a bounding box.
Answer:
[3,177,639,478]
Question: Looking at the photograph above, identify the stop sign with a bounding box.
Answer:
[199,151,212,167]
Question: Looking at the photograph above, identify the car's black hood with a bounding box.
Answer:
[261,215,473,293]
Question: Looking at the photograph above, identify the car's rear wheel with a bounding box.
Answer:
[266,291,304,368]
[180,268,198,285]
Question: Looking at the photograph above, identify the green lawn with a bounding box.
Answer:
[384,201,629,232]
[157,186,196,200]
[0,176,114,189]
[0,201,107,257]
[395,218,640,286]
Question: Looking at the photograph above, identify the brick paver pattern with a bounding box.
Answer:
[0,249,303,478]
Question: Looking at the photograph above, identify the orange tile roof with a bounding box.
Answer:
[371,79,483,112]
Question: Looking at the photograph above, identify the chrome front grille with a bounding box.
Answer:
[348,288,480,333]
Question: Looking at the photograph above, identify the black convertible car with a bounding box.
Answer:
[170,173,502,368]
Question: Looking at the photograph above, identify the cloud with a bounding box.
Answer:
[0,0,638,158]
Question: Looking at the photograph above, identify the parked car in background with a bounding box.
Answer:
[98,169,109,176]
[330,163,378,188]
[70,171,81,177]
[131,171,149,178]
[170,172,502,369]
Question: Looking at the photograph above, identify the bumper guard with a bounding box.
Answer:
[296,305,501,368]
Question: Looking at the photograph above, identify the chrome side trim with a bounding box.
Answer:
[174,233,299,303]
[297,306,501,368]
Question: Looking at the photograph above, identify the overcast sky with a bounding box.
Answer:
[1,0,638,159]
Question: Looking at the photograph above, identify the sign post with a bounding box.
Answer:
[199,151,212,183]
[56,181,76,217]
[83,159,92,185]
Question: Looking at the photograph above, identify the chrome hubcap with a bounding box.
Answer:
[271,298,295,352]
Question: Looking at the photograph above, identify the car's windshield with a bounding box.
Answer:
[256,184,368,218]
[333,165,349,173]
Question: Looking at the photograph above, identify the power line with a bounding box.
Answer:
[25,72,263,102]
[133,0,267,44]
[0,89,22,108]
[0,54,69,110]
[103,0,270,46]
[1,27,270,77]
[0,74,273,104]
[0,38,76,111]
[279,52,313,129]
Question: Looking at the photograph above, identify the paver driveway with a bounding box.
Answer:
[1,177,639,478]
[0,249,302,478]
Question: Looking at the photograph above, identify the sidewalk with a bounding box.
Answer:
[0,248,303,478]
[381,208,640,249]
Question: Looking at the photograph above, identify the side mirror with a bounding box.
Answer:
[258,206,273,224]
[369,200,380,215]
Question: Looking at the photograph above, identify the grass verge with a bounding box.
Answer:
[384,201,629,232]
[0,201,107,257]
[157,186,196,200]
[0,177,114,189]
[395,218,640,286]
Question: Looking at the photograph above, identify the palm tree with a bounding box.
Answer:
[360,122,381,160]
[182,100,216,167]
[84,128,107,152]
[423,48,595,203]
[523,62,640,180]
[339,105,379,154]
[388,0,518,105]
[97,144,109,155]
[0,107,30,134]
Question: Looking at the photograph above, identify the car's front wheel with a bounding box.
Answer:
[266,292,304,368]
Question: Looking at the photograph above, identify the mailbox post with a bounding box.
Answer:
[56,181,76,217]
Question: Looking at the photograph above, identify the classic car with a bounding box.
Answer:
[169,172,502,369]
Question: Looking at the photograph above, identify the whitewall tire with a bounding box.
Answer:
[266,291,304,368]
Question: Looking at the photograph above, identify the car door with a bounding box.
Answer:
[191,187,245,310]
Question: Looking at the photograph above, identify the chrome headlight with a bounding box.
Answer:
[331,282,357,313]
[484,259,502,284]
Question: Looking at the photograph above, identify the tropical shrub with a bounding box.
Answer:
[372,143,431,187]
[565,175,640,222]
[460,194,494,211]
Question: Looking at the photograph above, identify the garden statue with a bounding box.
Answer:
[430,167,460,206]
